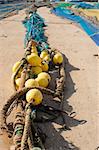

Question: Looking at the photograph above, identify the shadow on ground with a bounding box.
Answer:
[38,54,86,150]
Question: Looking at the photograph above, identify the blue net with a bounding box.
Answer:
[74,2,94,9]
[23,12,48,49]
[52,7,99,46]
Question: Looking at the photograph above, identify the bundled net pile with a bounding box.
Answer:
[0,8,71,150]
[51,4,99,46]
[23,12,48,49]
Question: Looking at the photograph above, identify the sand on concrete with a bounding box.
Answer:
[0,7,99,150]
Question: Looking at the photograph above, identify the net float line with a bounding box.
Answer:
[0,5,68,150]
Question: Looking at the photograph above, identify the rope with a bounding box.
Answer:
[21,104,32,150]
[13,67,27,149]
[13,102,25,150]
[0,86,58,135]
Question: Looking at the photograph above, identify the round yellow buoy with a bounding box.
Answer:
[26,89,43,105]
[53,52,63,65]
[40,61,49,72]
[31,46,38,54]
[38,72,51,82]
[32,66,42,75]
[15,78,21,87]
[25,79,39,88]
[40,50,48,59]
[43,55,51,62]
[35,77,49,88]
[27,53,41,66]
[12,61,21,73]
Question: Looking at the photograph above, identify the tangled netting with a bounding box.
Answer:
[23,12,49,50]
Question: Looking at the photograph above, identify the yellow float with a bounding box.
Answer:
[38,72,51,82]
[53,52,63,65]
[26,89,43,105]
[27,53,41,66]
[25,79,39,88]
